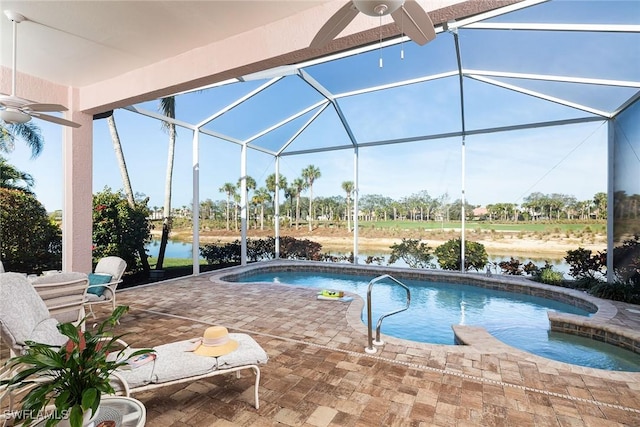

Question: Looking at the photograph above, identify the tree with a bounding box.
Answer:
[593,192,607,220]
[0,122,44,158]
[434,239,488,272]
[105,113,150,273]
[266,173,287,221]
[0,188,62,273]
[284,185,296,227]
[219,182,236,231]
[0,156,34,193]
[342,181,354,232]
[252,187,271,230]
[92,188,152,273]
[155,96,177,270]
[302,165,321,231]
[291,178,306,230]
[388,238,433,268]
[237,175,256,229]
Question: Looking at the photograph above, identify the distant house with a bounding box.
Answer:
[473,207,488,220]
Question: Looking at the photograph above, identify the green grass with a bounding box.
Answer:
[357,220,605,233]
[147,257,208,269]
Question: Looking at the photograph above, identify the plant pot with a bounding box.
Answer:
[149,269,165,281]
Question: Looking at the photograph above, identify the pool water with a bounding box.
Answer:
[232,271,640,372]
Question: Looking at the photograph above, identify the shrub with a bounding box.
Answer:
[92,188,152,273]
[434,239,488,271]
[200,236,324,265]
[199,240,241,265]
[0,188,61,273]
[564,247,606,280]
[388,238,434,269]
[498,257,525,275]
[537,265,564,286]
[612,234,640,287]
[590,281,640,304]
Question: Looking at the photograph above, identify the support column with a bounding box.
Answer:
[275,156,281,259]
[461,136,466,273]
[353,146,359,264]
[62,90,93,273]
[240,144,247,265]
[192,129,200,275]
[606,119,615,283]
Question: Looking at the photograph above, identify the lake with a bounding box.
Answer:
[146,239,571,276]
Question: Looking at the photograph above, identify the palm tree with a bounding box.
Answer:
[237,175,256,230]
[155,96,176,270]
[106,114,136,207]
[252,187,271,230]
[284,185,295,227]
[291,178,306,230]
[105,113,150,273]
[0,156,34,193]
[341,181,354,232]
[0,122,44,158]
[266,173,287,219]
[301,165,321,231]
[219,182,236,231]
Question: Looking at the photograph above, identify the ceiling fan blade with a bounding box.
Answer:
[310,2,359,49]
[30,112,81,128]
[391,0,436,46]
[24,103,68,113]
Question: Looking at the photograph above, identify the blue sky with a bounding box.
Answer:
[4,0,638,213]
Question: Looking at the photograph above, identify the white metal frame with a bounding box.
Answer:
[119,0,638,275]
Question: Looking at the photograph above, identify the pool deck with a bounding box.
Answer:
[4,261,640,426]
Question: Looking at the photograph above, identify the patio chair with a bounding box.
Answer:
[0,273,70,358]
[0,272,268,409]
[30,272,89,326]
[84,256,127,318]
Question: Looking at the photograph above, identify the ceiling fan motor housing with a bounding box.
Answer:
[353,0,404,17]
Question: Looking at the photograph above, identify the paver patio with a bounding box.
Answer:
[3,263,640,426]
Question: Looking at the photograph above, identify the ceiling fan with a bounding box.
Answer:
[310,0,436,49]
[0,10,80,128]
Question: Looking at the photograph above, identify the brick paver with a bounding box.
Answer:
[3,262,640,426]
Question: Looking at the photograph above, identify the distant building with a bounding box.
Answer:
[473,207,488,220]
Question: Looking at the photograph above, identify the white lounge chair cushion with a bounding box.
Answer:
[84,293,106,302]
[30,318,69,348]
[0,272,67,351]
[114,333,267,389]
[217,333,269,369]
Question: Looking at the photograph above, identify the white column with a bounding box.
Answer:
[275,156,281,259]
[461,135,466,273]
[606,119,615,283]
[62,92,93,273]
[192,129,200,275]
[353,146,359,264]
[240,143,247,265]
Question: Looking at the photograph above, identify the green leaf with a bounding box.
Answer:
[80,387,97,411]
[69,404,83,427]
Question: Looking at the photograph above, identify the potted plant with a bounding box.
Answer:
[2,306,153,427]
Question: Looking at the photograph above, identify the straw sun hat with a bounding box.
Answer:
[191,326,239,357]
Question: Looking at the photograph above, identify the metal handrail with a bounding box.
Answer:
[365,274,411,354]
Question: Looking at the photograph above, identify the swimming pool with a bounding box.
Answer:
[229,269,640,372]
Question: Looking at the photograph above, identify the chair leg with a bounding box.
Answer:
[87,303,97,319]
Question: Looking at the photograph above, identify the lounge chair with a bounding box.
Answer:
[84,256,127,318]
[0,272,268,409]
[30,272,89,326]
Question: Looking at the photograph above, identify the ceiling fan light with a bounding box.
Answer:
[0,108,31,124]
[353,0,404,17]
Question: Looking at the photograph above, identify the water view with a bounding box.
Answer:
[146,239,571,275]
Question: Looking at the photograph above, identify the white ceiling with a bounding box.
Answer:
[0,1,336,88]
